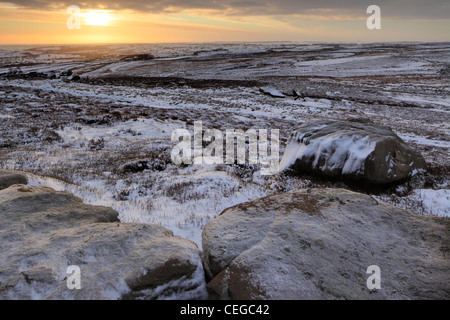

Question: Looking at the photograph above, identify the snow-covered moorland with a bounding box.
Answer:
[0,42,449,247]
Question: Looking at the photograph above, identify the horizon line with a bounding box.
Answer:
[1,40,450,47]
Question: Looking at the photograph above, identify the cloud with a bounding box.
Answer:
[1,0,449,19]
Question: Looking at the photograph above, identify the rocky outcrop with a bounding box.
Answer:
[121,54,155,61]
[279,120,427,185]
[1,69,80,81]
[0,181,206,299]
[202,188,449,300]
[0,170,28,190]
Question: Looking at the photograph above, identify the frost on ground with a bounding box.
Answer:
[0,42,449,249]
[376,189,450,217]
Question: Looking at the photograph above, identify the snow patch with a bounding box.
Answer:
[413,189,450,217]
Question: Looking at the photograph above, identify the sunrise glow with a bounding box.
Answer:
[83,11,114,27]
[0,1,448,44]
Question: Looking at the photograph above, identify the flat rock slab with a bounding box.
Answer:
[0,184,206,299]
[0,170,28,190]
[259,87,285,98]
[279,120,427,185]
[202,188,449,300]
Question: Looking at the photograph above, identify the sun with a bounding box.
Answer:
[83,11,113,26]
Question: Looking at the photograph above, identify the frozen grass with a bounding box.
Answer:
[375,189,450,217]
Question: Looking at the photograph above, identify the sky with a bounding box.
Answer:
[0,0,449,44]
